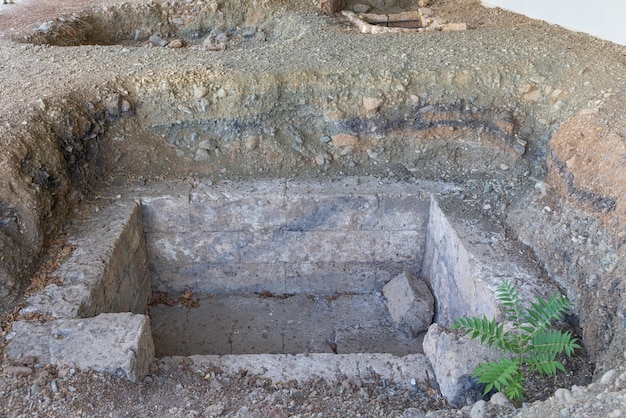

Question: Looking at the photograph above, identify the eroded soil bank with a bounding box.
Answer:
[0,0,625,415]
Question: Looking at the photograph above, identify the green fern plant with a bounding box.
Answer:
[451,279,581,402]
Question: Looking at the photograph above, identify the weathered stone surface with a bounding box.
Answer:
[5,313,154,382]
[20,200,151,318]
[383,272,434,336]
[140,178,435,294]
[186,352,434,389]
[422,198,557,326]
[422,323,502,408]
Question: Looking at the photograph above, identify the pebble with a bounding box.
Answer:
[319,135,332,144]
[244,136,259,151]
[362,96,383,112]
[50,380,59,393]
[353,4,370,13]
[3,366,33,376]
[194,86,208,99]
[331,133,359,147]
[167,39,184,48]
[148,34,168,47]
[315,154,326,166]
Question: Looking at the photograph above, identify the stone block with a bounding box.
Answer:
[422,323,503,408]
[5,313,154,382]
[20,200,151,318]
[383,272,434,337]
[422,198,558,326]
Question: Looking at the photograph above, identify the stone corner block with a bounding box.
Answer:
[383,272,434,337]
[5,312,154,382]
[422,323,502,408]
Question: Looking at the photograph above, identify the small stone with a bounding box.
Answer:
[30,383,42,396]
[500,163,509,170]
[482,203,492,211]
[315,154,326,166]
[522,89,542,102]
[319,135,332,144]
[198,98,210,112]
[530,75,546,84]
[50,380,59,393]
[469,400,487,418]
[194,148,210,161]
[363,96,383,111]
[217,88,227,98]
[167,39,183,48]
[353,3,370,13]
[3,365,33,376]
[324,109,344,121]
[194,86,209,99]
[489,392,513,408]
[244,136,259,151]
[216,33,228,43]
[148,34,167,47]
[121,100,131,113]
[418,0,430,6]
[331,133,359,147]
[600,369,618,385]
[209,2,219,12]
[198,139,217,151]
[554,388,575,406]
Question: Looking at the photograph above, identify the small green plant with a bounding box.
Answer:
[452,279,581,402]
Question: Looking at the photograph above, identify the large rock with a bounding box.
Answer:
[4,312,154,382]
[422,323,503,408]
[383,272,434,337]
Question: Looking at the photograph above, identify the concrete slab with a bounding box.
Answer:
[4,313,154,382]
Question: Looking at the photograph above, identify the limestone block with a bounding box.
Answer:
[4,313,154,382]
[383,272,434,336]
[422,323,503,408]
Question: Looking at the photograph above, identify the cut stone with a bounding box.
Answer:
[422,323,503,408]
[4,313,154,382]
[383,272,434,337]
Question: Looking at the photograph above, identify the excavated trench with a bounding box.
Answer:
[3,0,614,407]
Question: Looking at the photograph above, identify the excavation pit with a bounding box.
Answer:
[143,178,434,357]
[6,176,561,387]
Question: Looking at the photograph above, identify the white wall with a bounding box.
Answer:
[482,0,626,46]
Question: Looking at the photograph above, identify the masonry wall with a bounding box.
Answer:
[141,178,431,295]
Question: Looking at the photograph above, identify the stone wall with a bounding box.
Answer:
[422,197,557,326]
[20,200,151,318]
[141,178,436,296]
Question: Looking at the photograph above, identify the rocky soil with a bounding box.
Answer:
[0,0,625,416]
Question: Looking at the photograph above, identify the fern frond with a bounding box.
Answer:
[522,293,573,344]
[473,358,520,396]
[526,352,566,376]
[452,316,510,351]
[496,280,522,323]
[531,329,581,357]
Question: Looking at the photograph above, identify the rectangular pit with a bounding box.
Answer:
[141,178,434,357]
